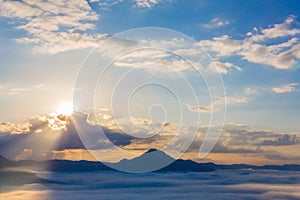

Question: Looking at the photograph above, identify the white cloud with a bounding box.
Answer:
[96,0,124,7]
[0,0,105,54]
[7,84,46,95]
[223,96,249,104]
[248,15,300,42]
[199,16,300,69]
[272,83,298,93]
[0,121,31,134]
[187,96,248,114]
[209,61,241,74]
[134,0,161,8]
[198,35,242,57]
[202,17,230,29]
[186,104,215,113]
[90,0,160,8]
[245,87,257,95]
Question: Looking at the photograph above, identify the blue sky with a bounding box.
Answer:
[0,0,300,164]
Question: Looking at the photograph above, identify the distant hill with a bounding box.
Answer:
[16,159,113,172]
[111,149,215,172]
[13,149,300,173]
[0,155,15,168]
[110,148,176,172]
[0,154,47,187]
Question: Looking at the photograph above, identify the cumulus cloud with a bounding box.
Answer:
[0,121,31,134]
[202,17,230,29]
[199,35,242,57]
[272,83,298,93]
[0,113,134,160]
[0,111,299,164]
[199,16,300,69]
[113,48,193,72]
[0,0,106,54]
[209,61,242,74]
[134,0,162,8]
[188,124,300,160]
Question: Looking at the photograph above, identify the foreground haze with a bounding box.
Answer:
[1,170,300,200]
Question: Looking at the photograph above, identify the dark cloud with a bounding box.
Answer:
[210,142,262,154]
[0,113,135,160]
[186,139,261,154]
[259,134,298,146]
[1,115,299,163]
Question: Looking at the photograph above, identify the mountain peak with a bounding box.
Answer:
[145,148,159,153]
[0,155,15,168]
[109,149,175,173]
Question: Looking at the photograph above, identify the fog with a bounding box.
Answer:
[1,170,300,200]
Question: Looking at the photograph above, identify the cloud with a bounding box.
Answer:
[7,84,46,95]
[187,96,248,114]
[0,113,135,160]
[209,61,242,74]
[202,17,230,29]
[112,48,193,72]
[0,0,106,54]
[134,0,162,8]
[272,83,298,93]
[198,35,242,57]
[0,111,299,164]
[97,0,123,6]
[223,96,249,104]
[90,0,162,9]
[2,170,300,200]
[245,88,257,95]
[248,15,300,42]
[260,134,298,146]
[0,121,31,134]
[199,16,300,69]
[186,104,216,113]
[210,142,261,154]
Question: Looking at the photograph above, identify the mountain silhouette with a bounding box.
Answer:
[109,148,176,172]
[0,154,47,186]
[11,149,300,173]
[0,154,15,168]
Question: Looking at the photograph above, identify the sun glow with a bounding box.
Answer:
[57,102,73,116]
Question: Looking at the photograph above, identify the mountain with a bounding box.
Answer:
[159,159,215,172]
[109,149,176,172]
[0,154,15,168]
[0,154,47,187]
[109,148,215,172]
[16,159,113,172]
[12,149,300,173]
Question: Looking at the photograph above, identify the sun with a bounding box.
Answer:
[57,102,73,116]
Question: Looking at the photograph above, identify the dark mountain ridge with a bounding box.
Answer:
[6,149,300,173]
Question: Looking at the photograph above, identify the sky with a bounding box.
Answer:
[0,0,300,165]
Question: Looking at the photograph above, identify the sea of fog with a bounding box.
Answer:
[1,170,300,200]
